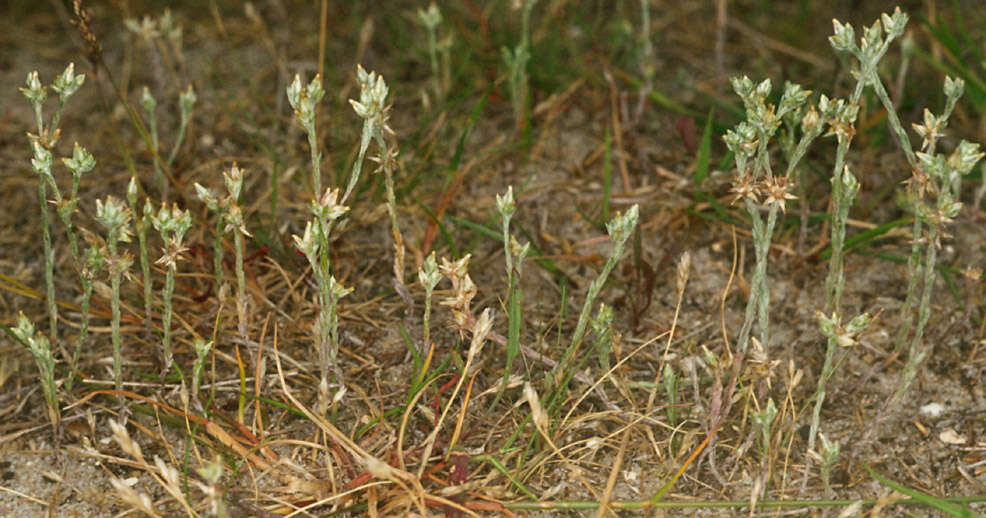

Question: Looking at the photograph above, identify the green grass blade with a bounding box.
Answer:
[866,465,983,517]
[694,108,714,184]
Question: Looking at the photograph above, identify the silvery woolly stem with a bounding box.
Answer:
[96,196,132,394]
[140,87,163,195]
[555,205,639,392]
[166,85,196,169]
[127,180,154,343]
[191,337,213,401]
[417,252,441,381]
[417,3,443,101]
[57,144,95,389]
[151,204,192,378]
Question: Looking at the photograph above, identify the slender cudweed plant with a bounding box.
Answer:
[753,398,777,459]
[191,337,214,401]
[809,311,871,456]
[140,88,162,192]
[554,204,639,399]
[813,433,840,499]
[293,210,353,416]
[21,63,86,343]
[12,313,60,430]
[139,85,197,199]
[286,73,326,195]
[349,65,406,283]
[891,141,982,406]
[725,77,820,355]
[502,0,537,131]
[127,178,154,343]
[58,142,95,389]
[493,186,531,407]
[828,9,985,412]
[415,252,442,386]
[151,203,193,377]
[417,3,446,103]
[95,196,133,394]
[196,165,251,341]
[288,73,357,415]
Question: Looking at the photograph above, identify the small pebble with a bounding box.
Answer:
[919,402,944,418]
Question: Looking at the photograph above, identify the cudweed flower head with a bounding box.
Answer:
[351,65,389,122]
[328,275,354,300]
[224,205,251,237]
[418,251,441,292]
[157,8,181,40]
[466,307,494,362]
[30,141,54,178]
[152,203,193,242]
[818,433,840,465]
[817,311,871,347]
[762,175,797,213]
[96,196,133,243]
[912,109,946,149]
[287,74,324,131]
[311,187,349,222]
[606,204,639,245]
[439,254,478,336]
[800,105,822,135]
[417,2,442,30]
[139,86,156,115]
[63,142,96,178]
[724,121,758,168]
[194,182,220,212]
[223,163,244,203]
[126,176,139,207]
[880,7,908,40]
[124,15,159,40]
[917,151,949,182]
[496,186,516,220]
[822,96,859,144]
[509,235,531,263]
[944,76,965,102]
[292,219,320,267]
[52,62,85,99]
[591,303,613,338]
[14,312,59,429]
[829,19,856,53]
[179,84,197,115]
[20,71,46,105]
[948,140,985,176]
[777,82,810,120]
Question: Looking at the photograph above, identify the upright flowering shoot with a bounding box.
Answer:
[725,77,820,356]
[292,189,352,417]
[348,65,405,282]
[151,202,192,378]
[96,196,133,394]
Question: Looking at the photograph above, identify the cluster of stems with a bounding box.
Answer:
[195,164,251,342]
[138,86,196,198]
[288,73,350,415]
[20,64,86,348]
[725,76,821,356]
